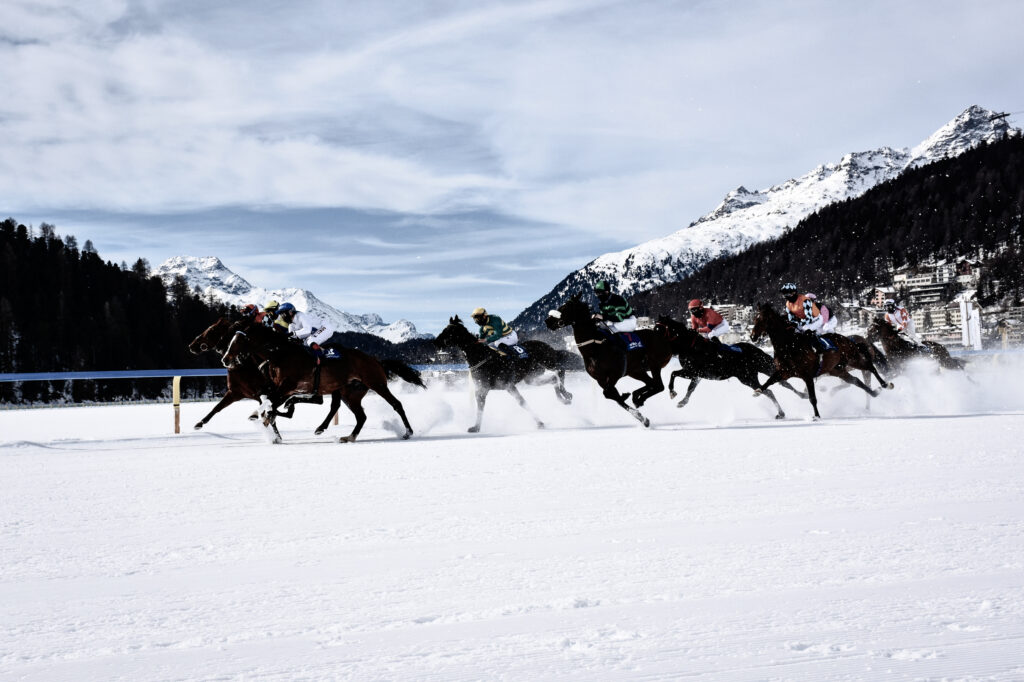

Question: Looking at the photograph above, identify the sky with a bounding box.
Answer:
[2,0,1023,334]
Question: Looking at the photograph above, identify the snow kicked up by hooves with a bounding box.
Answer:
[2,356,1024,680]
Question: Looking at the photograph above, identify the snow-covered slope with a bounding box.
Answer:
[515,105,1019,330]
[156,256,430,342]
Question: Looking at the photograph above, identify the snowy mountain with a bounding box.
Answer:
[155,256,430,343]
[514,105,1019,331]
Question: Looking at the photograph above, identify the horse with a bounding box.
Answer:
[749,303,893,419]
[187,316,343,435]
[867,318,967,372]
[654,315,806,419]
[545,294,672,427]
[221,321,423,443]
[434,315,577,432]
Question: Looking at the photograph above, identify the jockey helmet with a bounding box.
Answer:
[688,298,703,309]
[884,298,896,312]
[780,282,798,296]
[471,307,487,319]
[594,279,609,293]
[278,302,296,317]
[264,300,280,312]
[241,303,258,317]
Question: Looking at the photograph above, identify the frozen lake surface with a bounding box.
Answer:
[2,358,1023,680]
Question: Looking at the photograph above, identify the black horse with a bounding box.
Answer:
[866,318,967,373]
[434,316,577,432]
[750,303,892,419]
[545,294,673,427]
[655,315,805,419]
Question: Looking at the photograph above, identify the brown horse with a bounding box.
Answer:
[867,318,967,372]
[545,294,672,427]
[221,321,423,443]
[187,316,343,435]
[749,303,893,419]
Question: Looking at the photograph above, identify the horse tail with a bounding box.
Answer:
[381,359,426,388]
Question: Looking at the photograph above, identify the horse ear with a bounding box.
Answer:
[454,315,462,324]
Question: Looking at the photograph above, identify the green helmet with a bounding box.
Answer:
[594,279,609,293]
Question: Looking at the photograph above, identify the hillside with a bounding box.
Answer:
[631,134,1024,319]
[513,106,1019,334]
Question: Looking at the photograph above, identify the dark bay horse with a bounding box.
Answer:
[435,316,576,432]
[221,322,423,443]
[867,318,967,372]
[749,303,893,419]
[545,295,672,427]
[187,316,343,434]
[655,315,805,419]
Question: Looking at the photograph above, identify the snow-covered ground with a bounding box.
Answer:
[2,357,1024,681]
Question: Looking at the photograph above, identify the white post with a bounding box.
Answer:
[173,376,182,434]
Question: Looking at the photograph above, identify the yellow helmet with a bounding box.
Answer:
[471,307,487,318]
[264,299,280,312]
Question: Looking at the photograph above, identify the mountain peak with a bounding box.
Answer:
[153,256,430,342]
[513,105,1022,333]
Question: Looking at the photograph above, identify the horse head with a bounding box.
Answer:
[749,302,776,342]
[546,294,591,331]
[188,316,233,355]
[434,315,474,350]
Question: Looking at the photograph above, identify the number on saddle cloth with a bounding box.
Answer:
[509,344,529,360]
[621,332,644,352]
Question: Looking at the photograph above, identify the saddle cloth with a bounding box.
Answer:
[508,344,530,360]
[619,332,644,351]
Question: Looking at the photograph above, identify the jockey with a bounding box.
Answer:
[262,300,289,332]
[688,298,731,341]
[240,303,268,324]
[804,293,838,333]
[781,282,825,335]
[277,302,343,355]
[471,307,519,351]
[593,280,638,333]
[884,299,923,345]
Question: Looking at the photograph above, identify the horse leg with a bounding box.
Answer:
[469,387,488,433]
[631,368,663,408]
[372,382,414,440]
[833,369,880,398]
[506,385,544,429]
[603,383,650,428]
[778,379,807,399]
[668,369,682,399]
[338,386,369,443]
[555,369,572,403]
[314,390,343,436]
[257,394,283,444]
[804,378,821,420]
[738,370,784,419]
[194,391,239,430]
[756,370,784,395]
[677,377,700,409]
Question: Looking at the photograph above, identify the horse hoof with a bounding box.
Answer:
[193,423,204,430]
[775,413,785,420]
[752,390,762,396]
[669,391,677,399]
[887,382,895,389]
[467,426,480,433]
[247,413,259,421]
[339,436,355,443]
[402,430,412,440]
[315,428,325,436]
[537,422,545,430]
[272,436,283,444]
[642,418,651,428]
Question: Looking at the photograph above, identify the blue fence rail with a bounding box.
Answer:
[0,365,469,383]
